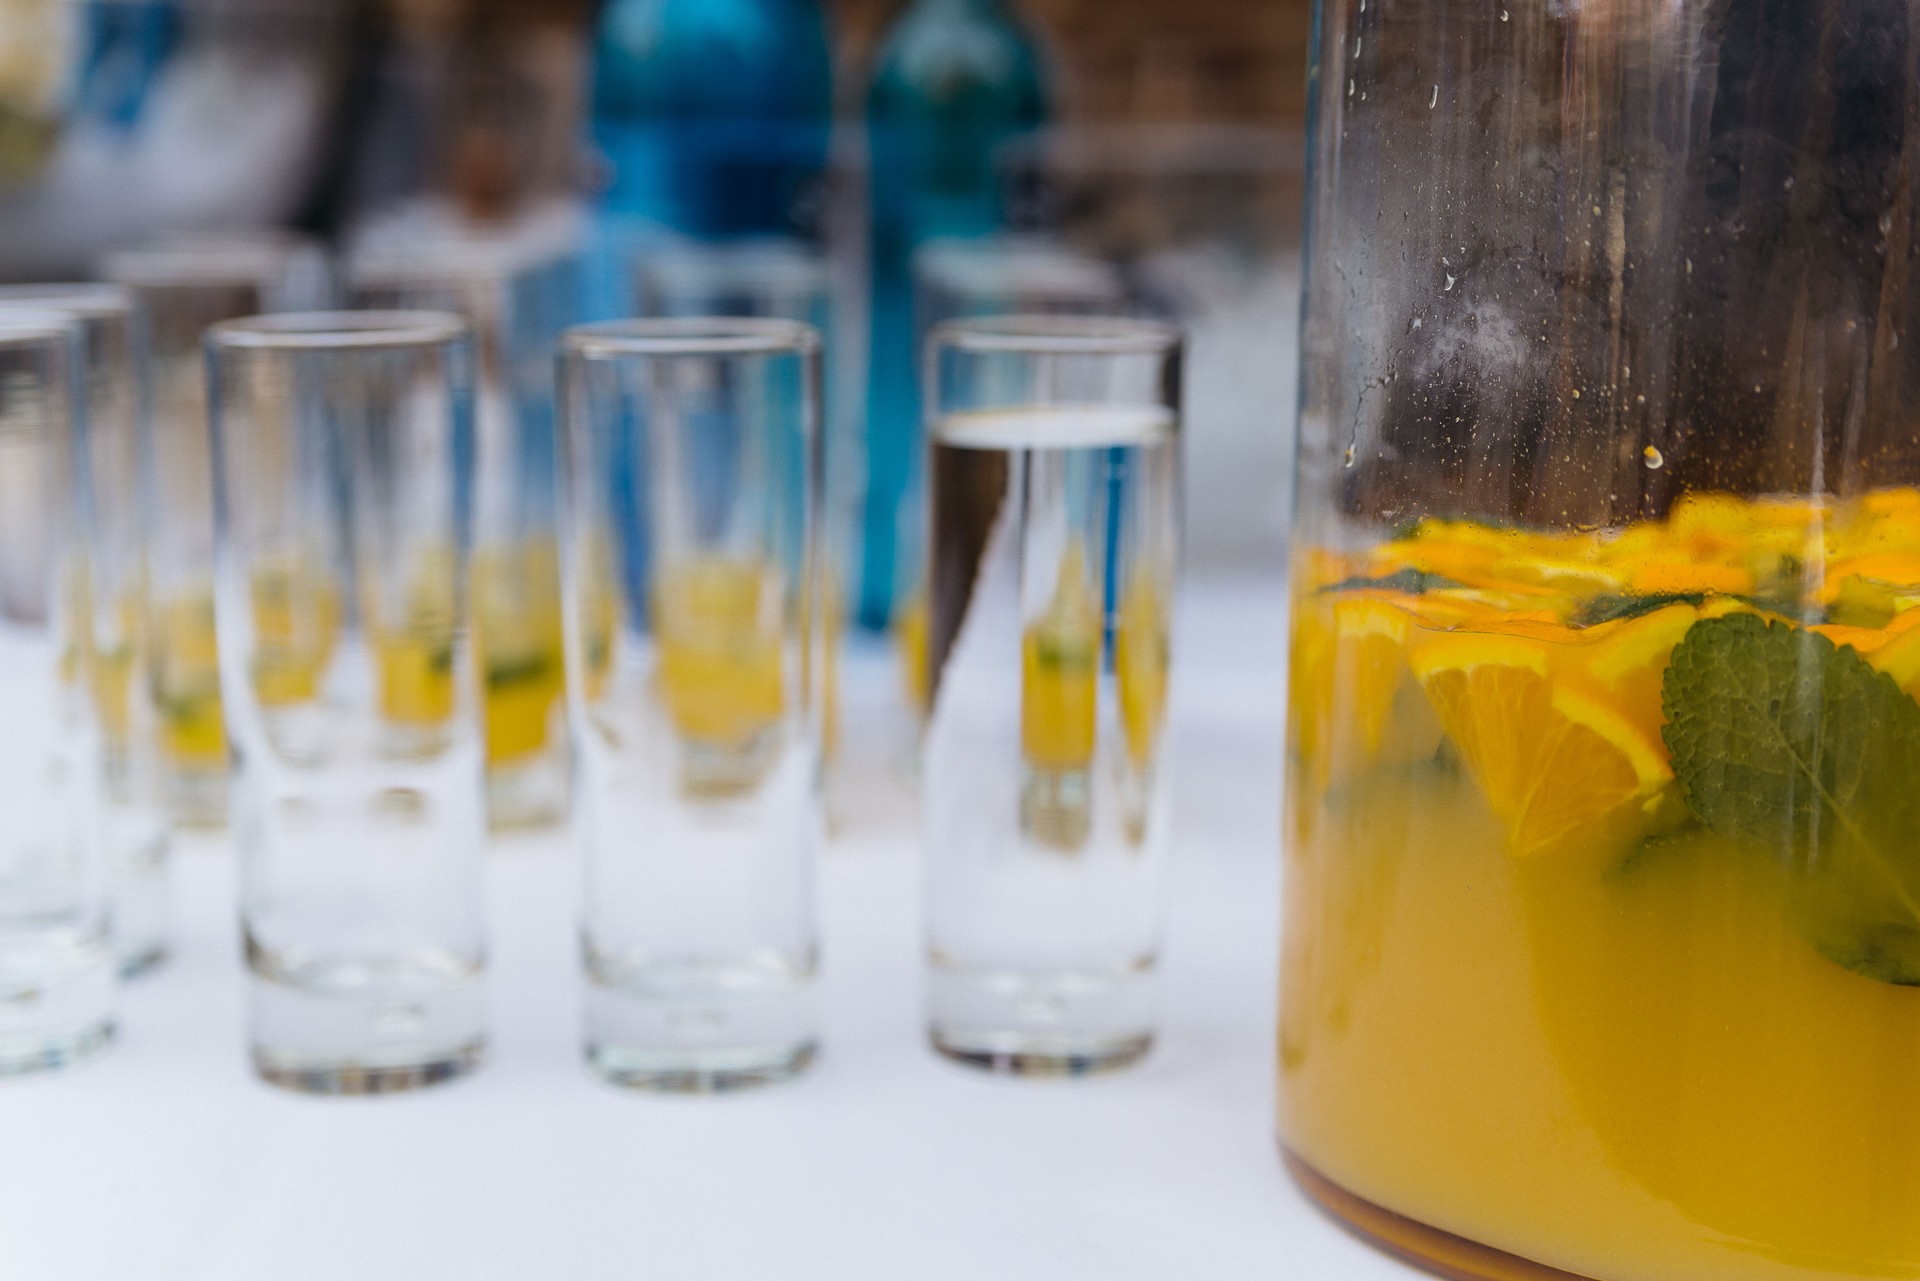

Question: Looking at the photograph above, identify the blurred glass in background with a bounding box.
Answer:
[103,232,330,829]
[348,206,583,832]
[0,283,171,975]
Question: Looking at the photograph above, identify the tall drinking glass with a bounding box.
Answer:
[0,285,170,976]
[0,312,117,1073]
[560,318,822,1092]
[922,316,1181,1076]
[208,311,484,1094]
[1283,6,1920,1279]
[105,236,328,829]
[349,237,577,832]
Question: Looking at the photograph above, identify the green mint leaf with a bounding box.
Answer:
[1320,568,1460,596]
[1663,613,1920,984]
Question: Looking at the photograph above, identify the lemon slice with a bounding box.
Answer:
[1411,633,1671,858]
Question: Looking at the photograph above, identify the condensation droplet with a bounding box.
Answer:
[1411,316,1423,329]
[1348,78,1355,98]
[1643,446,1664,470]
[1592,204,1602,216]
[1881,212,1895,235]
[1444,273,1457,291]
[1354,36,1363,58]
[1501,8,1510,19]
[1343,445,1357,468]
[1571,388,1581,399]
[1686,258,1694,275]
[1752,383,1763,394]
[1430,85,1439,109]
[1636,394,1646,405]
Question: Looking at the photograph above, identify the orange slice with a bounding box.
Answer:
[1410,632,1672,858]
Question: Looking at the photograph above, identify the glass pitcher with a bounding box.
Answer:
[1281,4,1920,1280]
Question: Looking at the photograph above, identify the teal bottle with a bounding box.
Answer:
[590,0,834,238]
[861,0,1049,629]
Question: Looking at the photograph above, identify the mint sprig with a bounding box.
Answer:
[1320,568,1460,596]
[1663,613,1920,984]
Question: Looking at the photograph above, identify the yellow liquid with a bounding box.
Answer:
[653,559,784,748]
[1021,543,1101,773]
[473,543,566,767]
[1281,489,1920,1281]
[896,592,930,718]
[151,590,226,765]
[251,561,341,708]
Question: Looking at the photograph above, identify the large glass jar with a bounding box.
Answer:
[1280,5,1920,1280]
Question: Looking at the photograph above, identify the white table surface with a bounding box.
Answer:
[0,571,1421,1281]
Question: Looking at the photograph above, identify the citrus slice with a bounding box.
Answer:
[1291,593,1441,789]
[1410,633,1671,858]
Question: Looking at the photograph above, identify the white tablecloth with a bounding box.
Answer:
[0,572,1420,1281]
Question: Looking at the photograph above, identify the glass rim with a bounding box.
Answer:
[562,316,821,359]
[208,310,470,352]
[0,283,136,320]
[0,308,79,346]
[930,314,1181,357]
[101,241,306,289]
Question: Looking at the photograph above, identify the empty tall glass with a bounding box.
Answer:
[105,236,328,829]
[0,312,117,1074]
[349,235,578,832]
[560,318,822,1092]
[0,284,170,976]
[922,316,1181,1076]
[207,312,485,1094]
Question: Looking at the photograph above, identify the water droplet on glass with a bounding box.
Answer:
[1348,78,1355,98]
[1430,85,1439,109]
[1571,388,1581,399]
[1343,445,1357,468]
[1444,273,1457,291]
[1686,258,1694,274]
[1501,8,1509,19]
[1354,37,1363,58]
[1881,212,1894,235]
[1643,446,1664,470]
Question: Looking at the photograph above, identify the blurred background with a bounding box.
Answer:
[0,0,1309,606]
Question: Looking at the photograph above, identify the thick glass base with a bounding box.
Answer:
[0,1020,115,1077]
[254,1039,486,1095]
[583,956,818,1094]
[926,957,1155,1078]
[1284,1151,1599,1281]
[587,1039,816,1093]
[246,956,486,1096]
[485,754,570,834]
[0,936,117,1077]
[930,1027,1151,1077]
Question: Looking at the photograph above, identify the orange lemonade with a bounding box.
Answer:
[1281,488,1920,1281]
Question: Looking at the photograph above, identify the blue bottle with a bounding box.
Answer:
[860,0,1050,629]
[589,0,833,239]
